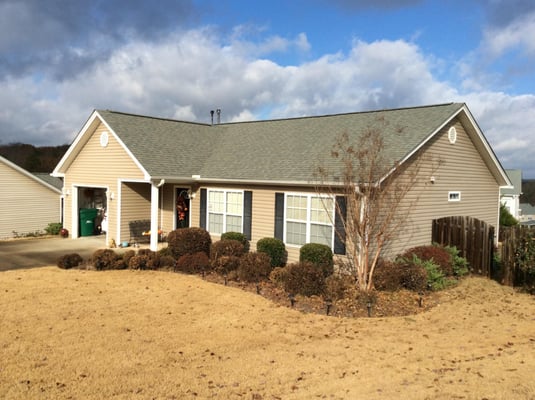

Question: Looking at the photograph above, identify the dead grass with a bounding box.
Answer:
[1,267,534,399]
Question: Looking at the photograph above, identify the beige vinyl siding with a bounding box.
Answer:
[0,161,60,239]
[63,121,145,240]
[120,182,151,243]
[386,120,500,257]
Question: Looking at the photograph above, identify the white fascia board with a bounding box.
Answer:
[52,110,100,176]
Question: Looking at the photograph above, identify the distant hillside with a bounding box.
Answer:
[520,180,535,206]
[0,143,69,173]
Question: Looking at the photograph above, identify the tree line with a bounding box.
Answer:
[0,143,69,172]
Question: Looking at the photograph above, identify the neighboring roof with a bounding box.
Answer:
[53,103,511,187]
[33,173,63,191]
[520,203,535,215]
[0,156,62,194]
[501,169,522,196]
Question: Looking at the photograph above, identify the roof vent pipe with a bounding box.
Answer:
[216,109,221,124]
[210,110,214,125]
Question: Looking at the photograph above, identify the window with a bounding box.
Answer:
[208,189,243,234]
[285,193,334,247]
[448,191,461,202]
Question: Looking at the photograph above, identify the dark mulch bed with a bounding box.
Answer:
[202,272,441,318]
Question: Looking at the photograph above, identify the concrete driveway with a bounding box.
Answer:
[0,236,107,271]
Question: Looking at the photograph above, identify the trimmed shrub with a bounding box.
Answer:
[399,261,429,292]
[167,227,212,259]
[122,250,136,268]
[237,252,272,282]
[299,243,334,277]
[92,249,121,271]
[158,246,173,258]
[221,232,249,252]
[159,255,176,269]
[324,274,353,301]
[401,245,454,276]
[45,222,63,235]
[211,240,245,262]
[175,252,211,274]
[213,255,241,276]
[373,259,403,291]
[256,237,286,267]
[277,261,326,296]
[57,253,83,269]
[128,250,161,270]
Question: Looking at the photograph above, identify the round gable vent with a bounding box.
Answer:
[100,131,109,147]
[448,126,457,144]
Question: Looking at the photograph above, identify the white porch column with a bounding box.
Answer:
[150,182,159,251]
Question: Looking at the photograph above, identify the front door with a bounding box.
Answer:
[176,188,190,229]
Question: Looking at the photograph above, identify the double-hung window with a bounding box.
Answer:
[208,189,243,234]
[285,193,334,247]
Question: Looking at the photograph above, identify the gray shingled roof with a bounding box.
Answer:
[33,173,63,190]
[99,103,464,183]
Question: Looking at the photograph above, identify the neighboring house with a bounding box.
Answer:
[52,103,511,261]
[0,156,62,239]
[500,169,522,220]
[519,203,535,224]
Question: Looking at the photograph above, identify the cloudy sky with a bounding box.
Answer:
[1,0,534,177]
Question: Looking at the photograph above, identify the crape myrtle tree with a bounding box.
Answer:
[315,118,441,292]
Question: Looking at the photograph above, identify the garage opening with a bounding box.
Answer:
[78,187,107,236]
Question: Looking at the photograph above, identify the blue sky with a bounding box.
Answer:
[1,0,534,177]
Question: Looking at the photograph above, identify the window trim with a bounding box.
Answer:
[283,192,335,248]
[448,191,461,202]
[207,188,244,234]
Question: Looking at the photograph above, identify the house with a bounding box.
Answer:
[52,103,511,261]
[0,155,62,239]
[500,169,522,220]
[519,203,535,225]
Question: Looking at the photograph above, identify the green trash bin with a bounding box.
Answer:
[80,208,98,237]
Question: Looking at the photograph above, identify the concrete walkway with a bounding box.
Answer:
[0,236,107,271]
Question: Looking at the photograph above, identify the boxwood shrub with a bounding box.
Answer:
[299,243,334,277]
[256,237,286,267]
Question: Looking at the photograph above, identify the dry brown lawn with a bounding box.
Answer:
[1,267,534,399]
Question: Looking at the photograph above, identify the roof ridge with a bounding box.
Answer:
[97,109,212,127]
[218,102,463,126]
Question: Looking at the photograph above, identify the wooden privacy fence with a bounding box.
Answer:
[432,216,495,277]
[499,225,535,287]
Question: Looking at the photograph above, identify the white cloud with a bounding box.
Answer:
[482,11,535,58]
[1,26,535,176]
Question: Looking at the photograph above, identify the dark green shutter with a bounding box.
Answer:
[199,188,207,229]
[243,191,252,240]
[334,196,346,255]
[274,192,284,240]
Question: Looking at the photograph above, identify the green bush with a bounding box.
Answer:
[45,222,63,235]
[92,249,121,271]
[398,254,456,291]
[175,252,211,274]
[57,253,83,269]
[299,243,334,277]
[256,237,286,267]
[237,252,272,282]
[276,261,325,296]
[167,227,212,259]
[221,232,249,252]
[443,245,470,276]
